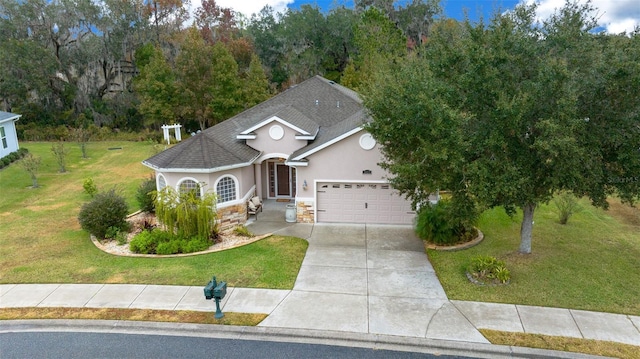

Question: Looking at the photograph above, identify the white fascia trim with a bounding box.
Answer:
[142,153,262,173]
[0,114,21,124]
[284,161,308,167]
[236,134,256,140]
[217,185,256,209]
[292,126,363,161]
[295,128,319,140]
[240,116,311,136]
[315,179,389,184]
[255,152,289,163]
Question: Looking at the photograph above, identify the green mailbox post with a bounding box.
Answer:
[203,276,227,319]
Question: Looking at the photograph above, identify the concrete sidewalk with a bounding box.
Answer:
[1,219,639,352]
[2,283,639,347]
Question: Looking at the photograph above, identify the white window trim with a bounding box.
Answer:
[176,177,204,198]
[156,173,167,191]
[217,185,256,210]
[214,174,239,204]
[0,126,7,149]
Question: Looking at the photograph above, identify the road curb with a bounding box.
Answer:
[0,319,606,359]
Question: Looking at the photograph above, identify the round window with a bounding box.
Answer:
[269,125,285,140]
[359,133,376,150]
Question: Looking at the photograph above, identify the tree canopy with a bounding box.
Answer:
[362,2,640,254]
[2,0,443,132]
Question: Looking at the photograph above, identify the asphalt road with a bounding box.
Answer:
[0,332,478,359]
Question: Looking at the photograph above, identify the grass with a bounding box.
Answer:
[0,141,307,288]
[0,308,266,326]
[481,329,640,359]
[427,198,640,316]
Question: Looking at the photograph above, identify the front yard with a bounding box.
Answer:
[1,141,639,316]
[428,198,640,316]
[0,141,306,288]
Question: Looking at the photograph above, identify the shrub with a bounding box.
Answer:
[233,225,253,237]
[467,255,511,285]
[70,127,90,159]
[554,191,582,225]
[21,153,41,188]
[416,200,455,244]
[416,197,478,245]
[156,239,182,255]
[50,142,69,173]
[129,229,211,255]
[105,226,127,245]
[1,148,29,169]
[129,230,157,254]
[155,187,219,239]
[83,178,98,197]
[136,176,156,213]
[181,236,211,253]
[78,189,129,239]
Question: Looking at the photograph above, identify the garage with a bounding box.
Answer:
[316,182,415,224]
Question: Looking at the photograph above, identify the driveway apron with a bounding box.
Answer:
[258,223,488,343]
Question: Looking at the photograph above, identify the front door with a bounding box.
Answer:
[276,164,290,196]
[268,162,296,198]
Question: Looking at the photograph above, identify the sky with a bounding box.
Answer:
[200,0,640,34]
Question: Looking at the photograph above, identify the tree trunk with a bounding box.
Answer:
[519,203,536,254]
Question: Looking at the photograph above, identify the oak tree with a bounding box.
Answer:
[363,2,640,254]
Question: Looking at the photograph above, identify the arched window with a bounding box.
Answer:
[157,174,167,191]
[178,179,201,198]
[216,176,236,203]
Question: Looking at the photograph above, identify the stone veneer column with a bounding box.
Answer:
[217,204,248,232]
[295,201,315,223]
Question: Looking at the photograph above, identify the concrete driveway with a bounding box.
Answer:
[255,223,487,342]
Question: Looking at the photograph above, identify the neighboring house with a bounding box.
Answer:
[142,76,415,229]
[0,111,21,159]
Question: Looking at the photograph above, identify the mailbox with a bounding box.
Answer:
[213,281,227,299]
[203,276,226,319]
[204,282,214,300]
[203,277,218,300]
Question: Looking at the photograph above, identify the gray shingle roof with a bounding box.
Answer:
[270,106,318,135]
[0,111,20,124]
[143,76,368,171]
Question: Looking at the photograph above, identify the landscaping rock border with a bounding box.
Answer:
[91,233,273,258]
[424,229,484,251]
[465,271,510,286]
[90,211,273,258]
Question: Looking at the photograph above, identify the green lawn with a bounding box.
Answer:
[428,198,640,316]
[2,141,639,314]
[0,141,307,288]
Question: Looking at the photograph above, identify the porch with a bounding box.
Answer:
[245,199,301,236]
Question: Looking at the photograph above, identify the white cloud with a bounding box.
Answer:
[189,0,294,21]
[522,0,640,34]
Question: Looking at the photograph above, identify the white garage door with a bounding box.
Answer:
[316,182,415,224]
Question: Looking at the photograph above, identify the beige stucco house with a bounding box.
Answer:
[142,76,415,230]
